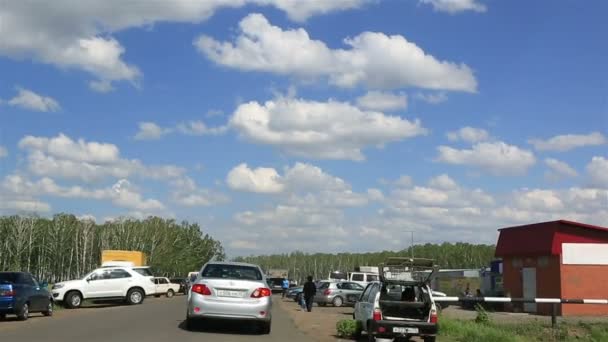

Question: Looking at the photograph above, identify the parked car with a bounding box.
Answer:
[0,272,53,321]
[286,286,303,302]
[169,278,187,294]
[315,281,365,307]
[266,277,284,293]
[153,277,181,298]
[353,258,439,342]
[186,261,272,334]
[51,266,156,308]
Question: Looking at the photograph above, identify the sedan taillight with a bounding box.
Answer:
[251,288,272,298]
[323,289,331,295]
[191,284,212,295]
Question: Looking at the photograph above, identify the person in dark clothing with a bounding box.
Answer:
[303,276,317,312]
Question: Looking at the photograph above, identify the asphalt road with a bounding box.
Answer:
[0,295,312,342]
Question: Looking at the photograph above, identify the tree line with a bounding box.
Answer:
[234,242,496,283]
[0,214,225,282]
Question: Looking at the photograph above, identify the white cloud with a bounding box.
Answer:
[420,0,487,14]
[7,88,60,112]
[195,13,477,92]
[428,174,458,190]
[170,176,229,207]
[437,141,536,176]
[1,1,366,89]
[134,122,172,140]
[0,146,7,158]
[414,92,448,104]
[395,175,414,187]
[446,126,490,143]
[206,109,224,117]
[176,121,229,136]
[19,133,185,183]
[529,132,606,152]
[356,91,408,111]
[544,158,578,181]
[230,96,427,161]
[226,163,285,193]
[0,199,51,213]
[587,156,608,188]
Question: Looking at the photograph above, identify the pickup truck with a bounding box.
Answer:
[0,272,53,320]
[153,277,180,298]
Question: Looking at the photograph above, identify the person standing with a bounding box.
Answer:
[281,277,290,298]
[303,276,316,312]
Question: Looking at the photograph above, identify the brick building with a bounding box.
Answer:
[495,220,608,316]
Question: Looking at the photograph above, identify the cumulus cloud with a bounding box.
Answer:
[544,158,578,181]
[446,126,490,143]
[436,141,536,175]
[176,121,229,136]
[170,176,229,207]
[587,156,608,188]
[18,133,185,183]
[356,91,408,111]
[414,92,448,104]
[226,163,285,193]
[230,96,427,161]
[7,88,60,112]
[0,146,7,158]
[134,122,172,140]
[420,0,487,14]
[1,1,367,90]
[529,132,606,152]
[195,13,477,92]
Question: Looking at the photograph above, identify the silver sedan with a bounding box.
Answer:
[186,261,272,334]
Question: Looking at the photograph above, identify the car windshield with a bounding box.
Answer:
[202,264,262,281]
[132,268,153,277]
[0,273,18,284]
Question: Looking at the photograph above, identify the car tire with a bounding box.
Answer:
[16,302,29,321]
[166,289,174,298]
[185,317,194,331]
[332,296,344,307]
[0,313,6,320]
[43,300,54,316]
[65,291,82,309]
[423,336,436,342]
[258,320,271,334]
[354,321,362,339]
[126,288,144,305]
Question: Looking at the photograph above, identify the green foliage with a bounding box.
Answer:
[474,304,491,325]
[336,319,360,338]
[0,214,224,282]
[234,242,495,283]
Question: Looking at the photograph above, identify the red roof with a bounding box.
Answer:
[495,220,608,257]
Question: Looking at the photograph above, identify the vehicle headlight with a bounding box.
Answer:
[52,284,64,290]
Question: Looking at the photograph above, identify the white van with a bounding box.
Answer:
[349,272,379,287]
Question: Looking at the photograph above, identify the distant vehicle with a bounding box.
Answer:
[285,286,303,302]
[186,261,272,334]
[266,277,285,293]
[348,272,379,287]
[353,258,439,342]
[0,272,53,321]
[51,266,155,308]
[169,278,187,294]
[153,277,180,298]
[315,281,365,307]
[101,250,147,266]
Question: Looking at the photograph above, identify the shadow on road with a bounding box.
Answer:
[0,314,50,322]
[178,319,263,335]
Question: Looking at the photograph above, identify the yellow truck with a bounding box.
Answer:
[101,250,147,267]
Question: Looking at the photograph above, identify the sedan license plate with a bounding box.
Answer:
[393,327,419,334]
[217,290,244,298]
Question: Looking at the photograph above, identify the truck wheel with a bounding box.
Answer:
[166,289,174,298]
[17,302,29,321]
[332,296,344,307]
[127,288,144,305]
[65,291,82,309]
[43,301,54,316]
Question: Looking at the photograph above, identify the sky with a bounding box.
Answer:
[1,0,607,257]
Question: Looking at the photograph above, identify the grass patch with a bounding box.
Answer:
[439,316,608,342]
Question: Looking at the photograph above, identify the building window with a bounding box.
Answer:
[511,258,522,268]
[538,256,549,268]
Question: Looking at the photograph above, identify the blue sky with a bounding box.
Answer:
[1,0,607,256]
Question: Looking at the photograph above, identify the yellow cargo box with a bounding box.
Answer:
[101,250,147,266]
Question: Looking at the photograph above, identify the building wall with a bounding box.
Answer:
[502,255,562,315]
[561,264,608,316]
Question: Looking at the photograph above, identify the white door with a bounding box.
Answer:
[522,267,537,313]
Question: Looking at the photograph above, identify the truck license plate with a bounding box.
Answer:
[393,327,419,334]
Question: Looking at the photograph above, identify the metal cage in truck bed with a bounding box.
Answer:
[378,257,438,284]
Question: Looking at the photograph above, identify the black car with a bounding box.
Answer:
[169,278,187,294]
[0,272,53,321]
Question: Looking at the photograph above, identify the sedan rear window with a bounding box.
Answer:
[0,273,18,284]
[202,264,262,281]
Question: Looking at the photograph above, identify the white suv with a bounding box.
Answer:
[51,266,156,308]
